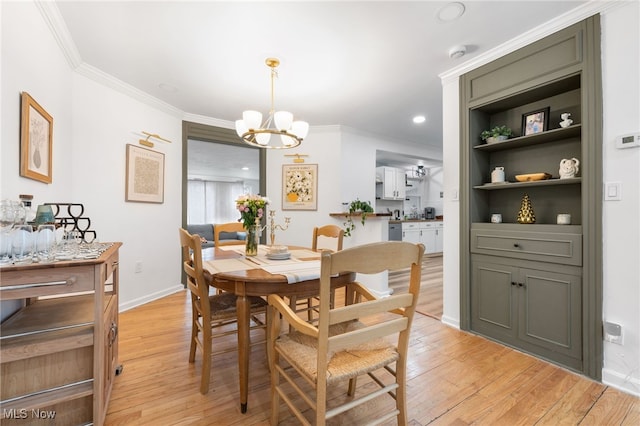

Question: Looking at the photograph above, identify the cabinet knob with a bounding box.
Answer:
[109,322,118,346]
[518,282,525,287]
[511,281,517,286]
[513,243,520,248]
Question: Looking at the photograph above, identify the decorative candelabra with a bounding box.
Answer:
[267,210,291,246]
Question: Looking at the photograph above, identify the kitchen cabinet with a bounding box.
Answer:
[376,166,406,200]
[401,222,420,244]
[460,16,602,378]
[434,222,444,253]
[401,222,443,254]
[0,243,122,425]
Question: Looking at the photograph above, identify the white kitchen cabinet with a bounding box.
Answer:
[376,166,406,200]
[434,222,444,253]
[402,222,444,253]
[401,222,421,244]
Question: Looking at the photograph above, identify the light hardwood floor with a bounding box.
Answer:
[105,258,639,425]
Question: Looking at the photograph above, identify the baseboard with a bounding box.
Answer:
[119,284,184,313]
[441,314,460,329]
[602,368,640,397]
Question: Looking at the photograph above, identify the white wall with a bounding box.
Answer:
[440,2,640,396]
[599,2,640,396]
[1,2,183,317]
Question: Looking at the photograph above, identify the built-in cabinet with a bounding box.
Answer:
[470,224,582,369]
[460,17,602,378]
[401,221,443,254]
[0,243,122,425]
[376,166,406,200]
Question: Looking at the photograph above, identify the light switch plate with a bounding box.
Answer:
[605,182,622,201]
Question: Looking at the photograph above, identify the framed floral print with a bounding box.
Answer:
[282,163,318,210]
[20,92,53,183]
[125,144,165,203]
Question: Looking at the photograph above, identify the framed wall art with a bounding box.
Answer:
[282,163,318,210]
[521,107,550,136]
[20,92,53,183]
[125,144,165,203]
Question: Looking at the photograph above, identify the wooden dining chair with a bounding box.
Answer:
[179,228,268,394]
[292,224,345,321]
[213,221,245,247]
[268,241,425,425]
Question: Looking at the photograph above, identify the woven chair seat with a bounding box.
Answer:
[275,320,398,385]
[209,292,267,321]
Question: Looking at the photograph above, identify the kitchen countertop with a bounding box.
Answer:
[389,219,443,223]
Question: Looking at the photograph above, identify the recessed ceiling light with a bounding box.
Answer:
[241,167,249,171]
[413,115,426,124]
[437,2,466,22]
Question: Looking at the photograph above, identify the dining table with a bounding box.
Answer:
[201,244,355,414]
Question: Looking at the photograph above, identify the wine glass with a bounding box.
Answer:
[36,224,57,263]
[0,200,17,264]
[12,224,34,264]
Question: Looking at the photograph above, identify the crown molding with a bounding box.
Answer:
[35,0,82,68]
[439,0,621,85]
[38,1,182,118]
[182,113,234,129]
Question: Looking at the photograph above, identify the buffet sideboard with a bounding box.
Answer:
[0,242,122,425]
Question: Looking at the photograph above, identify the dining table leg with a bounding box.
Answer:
[236,293,250,413]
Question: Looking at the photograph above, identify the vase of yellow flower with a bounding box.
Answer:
[235,194,269,256]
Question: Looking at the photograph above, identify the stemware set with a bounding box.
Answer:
[0,199,100,265]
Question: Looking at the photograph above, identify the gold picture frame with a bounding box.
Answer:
[125,144,165,203]
[282,163,318,210]
[20,92,53,183]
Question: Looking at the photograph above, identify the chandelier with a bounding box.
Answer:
[411,165,426,178]
[235,58,309,149]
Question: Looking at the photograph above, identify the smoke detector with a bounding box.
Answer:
[449,45,467,59]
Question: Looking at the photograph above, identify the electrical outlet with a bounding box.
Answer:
[135,261,143,273]
[604,321,623,345]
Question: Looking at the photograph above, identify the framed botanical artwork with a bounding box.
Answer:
[125,144,165,203]
[522,107,550,136]
[20,92,53,183]
[282,163,318,210]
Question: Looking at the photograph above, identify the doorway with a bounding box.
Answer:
[181,121,266,230]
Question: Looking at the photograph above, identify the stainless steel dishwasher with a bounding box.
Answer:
[388,222,402,241]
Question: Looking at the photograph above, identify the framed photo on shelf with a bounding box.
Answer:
[282,163,318,210]
[125,144,165,203]
[521,107,550,136]
[20,92,53,183]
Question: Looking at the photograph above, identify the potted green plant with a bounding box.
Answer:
[343,199,374,237]
[481,125,512,144]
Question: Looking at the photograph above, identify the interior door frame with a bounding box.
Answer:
[181,121,267,284]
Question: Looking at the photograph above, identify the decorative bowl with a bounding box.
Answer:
[515,173,552,182]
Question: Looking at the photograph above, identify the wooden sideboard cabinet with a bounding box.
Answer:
[0,242,122,425]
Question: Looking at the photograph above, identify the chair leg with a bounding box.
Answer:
[347,377,357,396]
[396,358,408,425]
[269,311,282,425]
[188,318,197,363]
[200,327,212,394]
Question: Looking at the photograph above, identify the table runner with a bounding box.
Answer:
[204,246,322,284]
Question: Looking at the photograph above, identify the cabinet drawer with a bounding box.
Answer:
[0,265,96,300]
[402,222,420,230]
[471,228,582,266]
